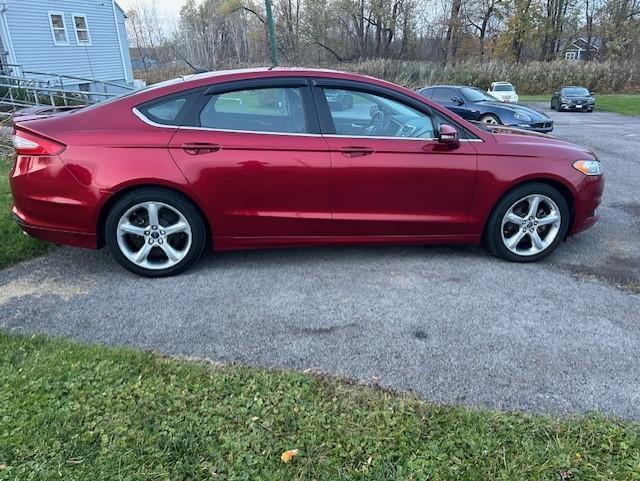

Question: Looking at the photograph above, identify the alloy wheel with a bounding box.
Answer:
[116,201,193,270]
[481,115,499,125]
[500,194,562,256]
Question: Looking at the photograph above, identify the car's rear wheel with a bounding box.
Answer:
[480,114,501,125]
[485,183,570,262]
[105,188,207,277]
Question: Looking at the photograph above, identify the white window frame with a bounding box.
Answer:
[565,51,577,60]
[48,11,69,46]
[72,13,92,46]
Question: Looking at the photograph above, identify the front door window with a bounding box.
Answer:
[322,88,436,139]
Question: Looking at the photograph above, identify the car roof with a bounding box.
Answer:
[131,66,407,102]
[421,85,470,90]
[183,66,348,81]
[491,81,513,85]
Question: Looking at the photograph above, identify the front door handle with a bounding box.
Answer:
[182,142,221,155]
[340,146,375,158]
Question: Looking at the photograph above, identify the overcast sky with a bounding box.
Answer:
[118,0,186,32]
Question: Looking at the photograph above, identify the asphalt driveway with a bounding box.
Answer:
[2,106,640,419]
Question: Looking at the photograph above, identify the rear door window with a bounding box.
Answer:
[198,87,309,134]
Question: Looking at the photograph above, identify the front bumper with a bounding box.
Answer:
[509,122,554,133]
[560,103,594,111]
[570,175,605,235]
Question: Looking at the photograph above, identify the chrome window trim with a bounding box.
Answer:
[323,134,436,141]
[133,107,177,128]
[132,107,484,142]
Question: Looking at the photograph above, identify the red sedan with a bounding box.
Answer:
[9,68,604,277]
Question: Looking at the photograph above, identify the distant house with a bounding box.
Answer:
[0,0,133,94]
[564,38,600,61]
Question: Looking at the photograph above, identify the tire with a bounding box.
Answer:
[480,114,501,125]
[550,101,555,110]
[105,187,207,277]
[485,182,570,263]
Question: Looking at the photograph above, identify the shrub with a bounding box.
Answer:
[340,59,640,93]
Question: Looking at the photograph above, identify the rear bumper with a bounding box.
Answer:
[12,206,98,248]
[9,154,101,249]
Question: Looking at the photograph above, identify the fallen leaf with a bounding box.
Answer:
[281,449,299,463]
[0,464,6,470]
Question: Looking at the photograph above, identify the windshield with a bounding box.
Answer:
[562,87,590,96]
[461,87,498,102]
[493,84,514,92]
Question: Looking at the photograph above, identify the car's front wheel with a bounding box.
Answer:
[485,183,570,262]
[105,188,207,277]
[480,114,501,125]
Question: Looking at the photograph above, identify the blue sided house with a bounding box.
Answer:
[0,0,134,96]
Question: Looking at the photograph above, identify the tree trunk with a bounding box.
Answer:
[445,0,462,65]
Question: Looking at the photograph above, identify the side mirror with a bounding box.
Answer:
[451,96,464,105]
[438,124,460,148]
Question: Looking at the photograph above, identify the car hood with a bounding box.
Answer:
[491,131,596,160]
[479,101,550,120]
[562,95,595,101]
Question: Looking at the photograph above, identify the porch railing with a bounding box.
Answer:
[0,63,135,118]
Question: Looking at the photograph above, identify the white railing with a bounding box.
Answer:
[0,63,135,117]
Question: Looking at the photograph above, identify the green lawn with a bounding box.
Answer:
[520,94,640,116]
[0,156,51,269]
[1,334,639,480]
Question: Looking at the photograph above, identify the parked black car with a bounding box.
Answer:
[551,86,595,112]
[419,85,554,133]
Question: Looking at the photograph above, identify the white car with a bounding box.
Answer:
[487,82,519,103]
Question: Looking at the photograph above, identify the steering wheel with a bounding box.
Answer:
[365,108,385,136]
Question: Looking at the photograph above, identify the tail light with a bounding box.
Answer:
[12,129,65,156]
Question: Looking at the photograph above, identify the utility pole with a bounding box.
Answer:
[264,0,279,67]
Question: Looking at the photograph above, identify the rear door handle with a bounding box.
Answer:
[339,146,375,158]
[182,142,221,155]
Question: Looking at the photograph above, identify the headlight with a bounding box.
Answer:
[561,97,569,103]
[573,160,603,176]
[513,112,531,122]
